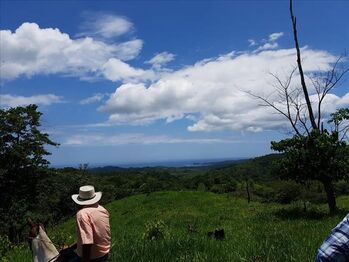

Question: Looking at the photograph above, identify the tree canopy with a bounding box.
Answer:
[0,104,58,241]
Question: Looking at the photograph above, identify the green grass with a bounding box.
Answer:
[5,191,349,261]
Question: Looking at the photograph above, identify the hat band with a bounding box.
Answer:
[77,193,96,201]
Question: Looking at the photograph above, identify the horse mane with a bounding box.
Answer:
[38,227,58,254]
[32,226,59,262]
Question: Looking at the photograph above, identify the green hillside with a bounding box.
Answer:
[5,191,349,262]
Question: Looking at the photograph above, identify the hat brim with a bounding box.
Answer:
[71,192,102,206]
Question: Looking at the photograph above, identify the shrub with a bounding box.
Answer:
[210,184,226,194]
[142,220,168,240]
[335,180,349,195]
[0,235,12,258]
[275,182,301,204]
[197,183,206,192]
[253,184,276,202]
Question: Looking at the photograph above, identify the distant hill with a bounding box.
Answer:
[89,165,125,172]
[87,154,281,181]
[208,153,282,182]
[87,158,246,172]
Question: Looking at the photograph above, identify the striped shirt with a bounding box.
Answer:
[316,214,349,262]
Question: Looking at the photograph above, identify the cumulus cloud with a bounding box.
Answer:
[99,47,347,132]
[63,133,237,146]
[145,52,176,69]
[78,13,133,39]
[0,22,143,81]
[102,58,155,82]
[0,94,63,107]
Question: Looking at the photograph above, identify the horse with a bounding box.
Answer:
[27,218,60,262]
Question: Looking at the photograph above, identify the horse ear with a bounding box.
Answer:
[43,218,49,228]
[27,217,35,227]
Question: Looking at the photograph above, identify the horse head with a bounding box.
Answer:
[27,218,59,262]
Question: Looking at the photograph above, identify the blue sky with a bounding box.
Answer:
[1,0,348,166]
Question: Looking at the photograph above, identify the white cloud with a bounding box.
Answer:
[78,13,133,39]
[80,93,108,105]
[0,94,63,107]
[338,93,349,106]
[268,32,284,42]
[0,22,143,81]
[256,42,279,51]
[63,133,239,146]
[253,32,284,51]
[145,52,176,69]
[99,47,346,132]
[102,58,155,82]
[248,39,257,46]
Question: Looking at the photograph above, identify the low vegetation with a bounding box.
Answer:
[4,191,349,261]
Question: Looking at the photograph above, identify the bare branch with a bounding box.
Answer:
[290,0,318,129]
[245,90,301,135]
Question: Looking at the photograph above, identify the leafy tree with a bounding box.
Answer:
[0,104,58,241]
[272,128,349,212]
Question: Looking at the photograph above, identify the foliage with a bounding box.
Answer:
[196,183,206,192]
[142,220,168,241]
[0,235,12,258]
[271,129,349,184]
[0,105,58,241]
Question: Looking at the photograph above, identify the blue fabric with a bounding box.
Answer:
[316,214,349,262]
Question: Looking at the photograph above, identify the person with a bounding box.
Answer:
[316,214,349,261]
[61,185,111,262]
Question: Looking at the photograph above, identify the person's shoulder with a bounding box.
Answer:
[77,207,94,220]
[97,205,109,215]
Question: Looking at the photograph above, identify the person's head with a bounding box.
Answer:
[71,185,102,208]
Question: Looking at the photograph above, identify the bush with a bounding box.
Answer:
[275,182,301,204]
[142,220,168,240]
[335,181,349,195]
[197,183,206,192]
[0,235,12,258]
[210,184,226,194]
[253,184,276,202]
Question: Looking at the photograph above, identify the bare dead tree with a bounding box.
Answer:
[289,0,318,129]
[247,0,348,137]
[246,0,349,214]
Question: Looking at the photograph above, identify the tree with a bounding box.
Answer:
[0,104,59,241]
[249,0,349,213]
[271,127,349,214]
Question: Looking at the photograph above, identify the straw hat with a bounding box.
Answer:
[71,185,102,205]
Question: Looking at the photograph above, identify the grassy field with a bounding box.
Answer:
[5,191,349,261]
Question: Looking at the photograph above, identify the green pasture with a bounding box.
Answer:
[4,191,349,261]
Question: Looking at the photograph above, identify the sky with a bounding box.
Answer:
[1,0,348,166]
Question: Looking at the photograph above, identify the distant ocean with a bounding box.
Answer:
[52,157,247,169]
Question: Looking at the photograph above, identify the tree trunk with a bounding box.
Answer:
[289,0,318,129]
[322,179,337,214]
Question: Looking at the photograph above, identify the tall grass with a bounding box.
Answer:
[4,191,349,261]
